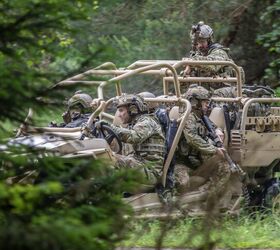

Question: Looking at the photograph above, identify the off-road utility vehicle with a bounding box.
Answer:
[4,59,280,217]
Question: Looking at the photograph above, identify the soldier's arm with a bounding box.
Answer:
[191,49,231,72]
[111,117,157,144]
[183,114,217,155]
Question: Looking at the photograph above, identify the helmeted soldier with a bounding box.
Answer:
[49,90,93,128]
[108,94,166,185]
[183,21,234,78]
[177,85,231,210]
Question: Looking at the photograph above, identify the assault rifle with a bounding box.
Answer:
[202,115,245,175]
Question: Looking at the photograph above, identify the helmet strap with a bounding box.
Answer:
[189,97,199,107]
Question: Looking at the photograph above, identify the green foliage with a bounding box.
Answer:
[0,148,142,250]
[86,0,256,94]
[0,0,103,123]
[90,0,246,66]
[257,0,280,84]
[87,0,279,88]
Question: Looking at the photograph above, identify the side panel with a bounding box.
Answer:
[240,131,280,167]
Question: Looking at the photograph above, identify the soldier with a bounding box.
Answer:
[99,94,165,185]
[183,21,234,78]
[49,91,93,128]
[177,85,231,210]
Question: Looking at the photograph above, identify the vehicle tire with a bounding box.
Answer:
[242,184,251,207]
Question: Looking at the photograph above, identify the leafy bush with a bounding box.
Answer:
[0,148,142,250]
[257,0,280,84]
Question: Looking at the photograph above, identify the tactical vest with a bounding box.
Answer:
[64,114,90,128]
[133,115,165,162]
[134,136,165,161]
[177,114,214,169]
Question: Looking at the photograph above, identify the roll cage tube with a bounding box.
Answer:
[162,99,191,187]
[126,60,179,69]
[53,62,122,99]
[171,60,243,97]
[240,98,280,133]
[99,63,182,98]
[23,63,181,136]
[163,76,239,95]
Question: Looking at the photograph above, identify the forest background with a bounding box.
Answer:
[0,0,279,249]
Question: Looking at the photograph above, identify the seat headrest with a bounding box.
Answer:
[169,106,180,121]
[209,107,226,130]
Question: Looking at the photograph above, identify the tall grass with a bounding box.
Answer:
[122,212,280,248]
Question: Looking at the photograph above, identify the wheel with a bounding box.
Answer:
[91,124,122,154]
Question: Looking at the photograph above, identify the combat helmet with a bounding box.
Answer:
[138,91,156,99]
[190,21,214,43]
[117,93,148,116]
[68,90,93,111]
[138,92,157,113]
[184,84,210,104]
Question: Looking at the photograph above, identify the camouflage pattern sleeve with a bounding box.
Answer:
[191,48,231,72]
[212,87,236,98]
[183,113,217,155]
[110,115,160,144]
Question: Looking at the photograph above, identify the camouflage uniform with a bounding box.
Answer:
[178,86,231,208]
[110,94,165,184]
[190,46,232,77]
[212,86,236,98]
[213,85,275,99]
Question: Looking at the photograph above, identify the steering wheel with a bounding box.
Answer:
[91,124,122,154]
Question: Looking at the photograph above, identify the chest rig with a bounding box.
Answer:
[133,115,165,161]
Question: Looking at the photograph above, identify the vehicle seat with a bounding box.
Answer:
[209,107,229,147]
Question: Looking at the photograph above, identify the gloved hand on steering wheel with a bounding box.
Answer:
[91,120,122,154]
